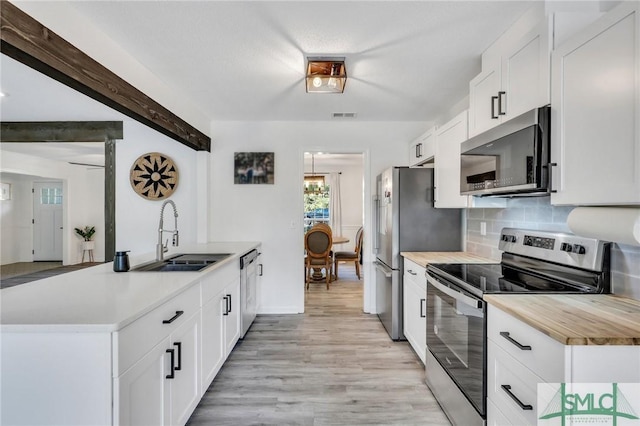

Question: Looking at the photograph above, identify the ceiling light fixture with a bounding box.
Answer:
[306,57,346,94]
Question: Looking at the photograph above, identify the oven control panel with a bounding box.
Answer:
[498,227,610,272]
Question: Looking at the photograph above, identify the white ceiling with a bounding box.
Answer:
[65,0,535,123]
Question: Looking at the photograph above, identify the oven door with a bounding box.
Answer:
[426,272,486,417]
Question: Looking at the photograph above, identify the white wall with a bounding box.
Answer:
[0,174,33,264]
[0,153,104,265]
[115,120,202,257]
[209,120,425,314]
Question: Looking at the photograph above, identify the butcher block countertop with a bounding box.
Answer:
[401,251,495,268]
[484,294,640,346]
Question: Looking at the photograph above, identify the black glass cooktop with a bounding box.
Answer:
[427,262,600,297]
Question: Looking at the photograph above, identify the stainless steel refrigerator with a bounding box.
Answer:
[374,167,462,340]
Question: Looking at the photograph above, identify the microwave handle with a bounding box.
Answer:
[427,274,482,309]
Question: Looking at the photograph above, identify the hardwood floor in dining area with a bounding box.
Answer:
[187,264,450,425]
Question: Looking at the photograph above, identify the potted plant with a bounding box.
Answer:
[74,226,96,251]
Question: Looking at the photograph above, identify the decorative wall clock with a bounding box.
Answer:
[130,152,179,200]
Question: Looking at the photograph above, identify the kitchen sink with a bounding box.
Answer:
[132,253,232,272]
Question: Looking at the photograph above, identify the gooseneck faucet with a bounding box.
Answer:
[156,200,179,261]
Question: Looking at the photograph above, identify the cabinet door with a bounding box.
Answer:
[551,2,640,205]
[402,275,426,364]
[409,128,435,167]
[201,295,225,393]
[468,66,501,137]
[435,110,470,208]
[224,278,241,355]
[170,312,201,426]
[501,18,551,120]
[116,337,171,426]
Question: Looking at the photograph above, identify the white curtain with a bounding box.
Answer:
[329,172,342,236]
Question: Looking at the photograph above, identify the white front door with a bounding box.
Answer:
[33,181,63,261]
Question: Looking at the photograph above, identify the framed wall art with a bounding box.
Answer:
[234,152,274,184]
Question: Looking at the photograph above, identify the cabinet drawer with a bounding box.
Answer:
[201,261,238,304]
[403,259,426,284]
[487,395,527,426]
[114,283,200,376]
[488,305,565,382]
[488,342,543,426]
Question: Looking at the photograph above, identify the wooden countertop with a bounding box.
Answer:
[401,251,495,268]
[484,294,640,346]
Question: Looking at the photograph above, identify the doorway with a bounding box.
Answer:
[32,181,63,261]
[303,152,365,306]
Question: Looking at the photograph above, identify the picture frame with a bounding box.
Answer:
[234,152,274,184]
[0,182,11,200]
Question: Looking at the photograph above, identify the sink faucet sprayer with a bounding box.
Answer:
[156,200,179,261]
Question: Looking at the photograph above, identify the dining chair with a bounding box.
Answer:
[304,226,333,289]
[334,226,364,280]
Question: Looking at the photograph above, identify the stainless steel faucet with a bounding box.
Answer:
[156,200,179,261]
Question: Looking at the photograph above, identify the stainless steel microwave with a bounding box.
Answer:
[460,105,550,197]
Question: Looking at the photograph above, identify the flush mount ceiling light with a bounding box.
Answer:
[306,57,347,94]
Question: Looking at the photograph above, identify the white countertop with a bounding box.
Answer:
[0,242,260,333]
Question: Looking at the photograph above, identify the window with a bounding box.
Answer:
[303,182,330,232]
[40,187,63,205]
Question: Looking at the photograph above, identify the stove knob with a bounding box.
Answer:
[560,242,573,252]
[508,235,517,243]
[573,244,586,254]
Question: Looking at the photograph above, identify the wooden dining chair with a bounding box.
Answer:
[304,226,333,289]
[334,226,364,280]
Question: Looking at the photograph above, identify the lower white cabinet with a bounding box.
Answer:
[116,311,200,426]
[402,259,427,364]
[487,304,640,425]
[200,261,241,394]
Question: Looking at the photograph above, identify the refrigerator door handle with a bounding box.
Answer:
[373,195,380,252]
[374,261,393,278]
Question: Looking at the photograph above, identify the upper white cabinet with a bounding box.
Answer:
[409,126,436,167]
[434,110,507,209]
[469,18,551,137]
[550,2,640,205]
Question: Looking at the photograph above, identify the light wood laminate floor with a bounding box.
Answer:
[187,265,450,425]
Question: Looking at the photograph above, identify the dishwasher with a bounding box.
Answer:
[239,249,259,338]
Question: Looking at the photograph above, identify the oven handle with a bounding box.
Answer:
[374,261,393,278]
[426,274,482,309]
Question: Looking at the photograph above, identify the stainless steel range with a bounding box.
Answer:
[424,228,611,426]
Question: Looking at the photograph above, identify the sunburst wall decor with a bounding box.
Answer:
[130,152,179,200]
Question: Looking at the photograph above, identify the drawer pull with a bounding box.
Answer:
[500,331,531,350]
[173,342,182,371]
[223,296,229,316]
[227,294,232,313]
[501,385,532,411]
[163,310,184,324]
[420,298,426,318]
[166,348,175,379]
[407,269,417,276]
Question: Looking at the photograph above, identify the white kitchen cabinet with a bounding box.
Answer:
[487,304,640,425]
[434,110,507,209]
[115,284,201,426]
[402,259,427,364]
[550,2,640,205]
[409,126,436,167]
[469,18,551,137]
[200,260,241,394]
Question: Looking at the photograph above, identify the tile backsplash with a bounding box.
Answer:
[465,197,640,300]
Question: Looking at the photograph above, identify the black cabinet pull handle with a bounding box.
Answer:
[501,385,532,410]
[500,331,531,350]
[259,264,263,276]
[173,342,182,371]
[416,143,423,158]
[166,348,175,379]
[227,294,232,313]
[491,96,499,119]
[498,91,506,115]
[223,296,229,316]
[420,298,426,318]
[407,269,417,276]
[163,310,184,324]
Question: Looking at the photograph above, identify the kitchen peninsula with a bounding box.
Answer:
[1,241,260,426]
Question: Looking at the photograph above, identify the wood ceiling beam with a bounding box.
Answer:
[0,121,123,142]
[0,1,211,151]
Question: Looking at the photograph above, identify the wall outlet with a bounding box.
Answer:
[480,221,487,236]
